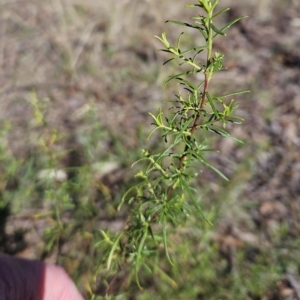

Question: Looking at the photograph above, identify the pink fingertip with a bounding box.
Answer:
[43,264,84,300]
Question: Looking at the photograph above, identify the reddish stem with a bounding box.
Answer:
[167,73,210,198]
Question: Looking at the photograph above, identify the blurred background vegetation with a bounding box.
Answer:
[0,0,300,299]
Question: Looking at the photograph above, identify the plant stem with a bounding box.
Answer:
[167,8,214,199]
[167,73,210,199]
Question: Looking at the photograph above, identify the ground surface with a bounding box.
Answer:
[0,0,300,299]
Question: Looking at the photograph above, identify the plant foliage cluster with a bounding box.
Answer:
[99,0,249,289]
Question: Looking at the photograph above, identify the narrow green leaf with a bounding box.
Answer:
[147,126,161,139]
[163,217,174,265]
[155,33,170,48]
[131,156,149,167]
[198,27,208,40]
[227,118,243,124]
[177,77,198,91]
[165,70,198,85]
[163,58,175,65]
[211,0,219,10]
[199,1,209,12]
[176,32,184,49]
[118,180,150,210]
[213,16,248,38]
[107,233,123,270]
[158,49,173,53]
[206,92,219,119]
[181,180,212,224]
[166,20,204,30]
[185,4,203,8]
[211,23,225,36]
[153,264,178,288]
[207,126,243,144]
[180,115,195,132]
[148,225,155,241]
[212,7,229,19]
[191,16,204,21]
[135,227,149,289]
[191,49,205,63]
[195,152,228,181]
[148,204,163,217]
[180,45,207,55]
[154,134,183,164]
[217,90,251,99]
[148,109,164,126]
